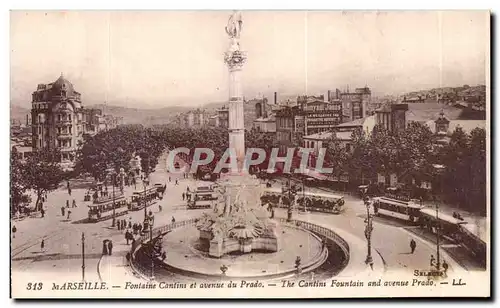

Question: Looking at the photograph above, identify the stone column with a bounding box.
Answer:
[228,64,246,170]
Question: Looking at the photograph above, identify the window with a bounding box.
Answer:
[58,114,62,122]
[345,143,351,152]
[68,115,72,122]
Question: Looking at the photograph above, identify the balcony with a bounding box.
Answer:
[57,132,72,139]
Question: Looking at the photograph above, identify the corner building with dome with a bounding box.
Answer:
[30,74,110,170]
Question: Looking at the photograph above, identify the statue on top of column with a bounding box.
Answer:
[225,11,243,40]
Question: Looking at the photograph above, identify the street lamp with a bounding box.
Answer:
[433,164,446,271]
[143,176,150,233]
[363,191,374,267]
[109,169,117,228]
[150,219,155,280]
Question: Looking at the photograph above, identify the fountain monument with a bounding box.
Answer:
[196,11,279,258]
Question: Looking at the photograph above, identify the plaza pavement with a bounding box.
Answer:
[12,150,471,284]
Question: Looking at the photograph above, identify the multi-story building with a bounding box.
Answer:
[334,86,371,122]
[253,114,276,133]
[31,74,85,169]
[374,103,408,134]
[300,98,343,135]
[30,74,118,169]
[275,105,303,154]
[216,106,229,128]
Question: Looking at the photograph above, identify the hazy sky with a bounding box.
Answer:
[10,11,489,108]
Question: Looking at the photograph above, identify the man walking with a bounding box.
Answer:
[67,210,72,220]
[108,241,113,255]
[182,192,185,201]
[41,239,45,252]
[66,200,70,208]
[61,206,65,217]
[72,199,77,208]
[410,238,416,254]
[40,208,45,218]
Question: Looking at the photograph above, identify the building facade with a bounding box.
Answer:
[335,86,371,122]
[301,99,343,135]
[30,74,118,169]
[31,74,84,168]
[216,106,229,128]
[375,103,408,134]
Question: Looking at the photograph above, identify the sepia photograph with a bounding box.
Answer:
[9,10,490,298]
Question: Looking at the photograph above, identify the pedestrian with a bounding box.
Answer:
[102,240,109,255]
[442,260,449,273]
[182,192,185,201]
[108,240,113,255]
[169,176,171,182]
[41,239,45,252]
[68,187,72,196]
[117,220,121,231]
[66,200,70,208]
[171,216,176,224]
[40,208,45,218]
[138,223,143,233]
[187,186,190,192]
[430,255,436,267]
[12,225,16,238]
[122,220,126,230]
[159,205,162,212]
[128,220,132,229]
[126,252,131,263]
[175,179,178,185]
[410,238,416,254]
[61,206,65,217]
[125,231,130,245]
[67,210,71,220]
[271,208,275,219]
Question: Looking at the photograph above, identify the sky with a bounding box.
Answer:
[10,10,489,109]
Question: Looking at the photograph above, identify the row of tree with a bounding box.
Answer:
[11,148,66,214]
[323,122,486,214]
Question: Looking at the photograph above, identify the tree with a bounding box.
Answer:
[10,147,31,215]
[25,149,64,211]
[324,132,350,181]
[467,128,486,214]
[367,124,399,185]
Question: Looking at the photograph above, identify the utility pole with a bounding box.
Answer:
[81,232,85,281]
[150,223,154,280]
[112,172,116,227]
[436,200,441,271]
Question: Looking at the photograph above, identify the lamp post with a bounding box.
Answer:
[150,219,154,280]
[433,164,446,271]
[81,232,85,281]
[110,169,117,228]
[363,191,374,266]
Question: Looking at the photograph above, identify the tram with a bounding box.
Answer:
[129,187,159,211]
[372,195,486,264]
[87,195,129,222]
[187,186,218,209]
[261,188,345,214]
[372,196,424,223]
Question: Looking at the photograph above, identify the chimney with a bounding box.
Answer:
[274,92,277,105]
